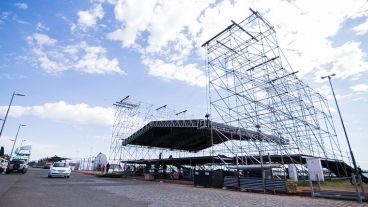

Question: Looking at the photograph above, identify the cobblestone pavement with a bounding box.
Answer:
[96,179,368,207]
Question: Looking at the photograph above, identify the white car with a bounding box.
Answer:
[48,162,71,178]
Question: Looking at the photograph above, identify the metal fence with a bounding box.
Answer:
[224,176,287,192]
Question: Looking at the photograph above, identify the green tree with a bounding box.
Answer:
[0,146,4,157]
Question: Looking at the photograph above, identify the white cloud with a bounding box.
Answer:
[108,0,213,52]
[105,0,368,87]
[106,28,137,48]
[71,42,125,75]
[29,33,57,46]
[315,85,331,98]
[312,41,368,81]
[315,84,354,103]
[106,0,157,47]
[235,1,368,80]
[353,19,368,35]
[105,0,213,86]
[199,0,368,79]
[14,3,28,10]
[328,42,368,79]
[36,55,67,73]
[26,34,67,73]
[352,97,368,102]
[76,48,121,74]
[0,101,114,127]
[29,143,57,160]
[335,93,353,102]
[0,101,152,137]
[77,4,104,28]
[31,102,114,126]
[146,1,213,53]
[27,34,125,75]
[143,58,207,87]
[195,0,253,52]
[36,22,49,31]
[351,84,368,92]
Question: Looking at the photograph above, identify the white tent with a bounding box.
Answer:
[93,152,108,170]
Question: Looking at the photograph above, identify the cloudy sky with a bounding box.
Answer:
[0,0,368,168]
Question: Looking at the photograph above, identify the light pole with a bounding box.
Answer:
[321,74,358,171]
[321,73,363,202]
[0,92,25,139]
[9,124,26,161]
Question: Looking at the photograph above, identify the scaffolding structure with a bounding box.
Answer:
[202,9,345,165]
[108,10,351,178]
[109,96,192,166]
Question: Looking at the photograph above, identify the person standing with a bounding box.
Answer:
[106,163,110,173]
[101,164,105,174]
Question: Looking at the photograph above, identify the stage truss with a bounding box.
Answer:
[108,9,350,176]
[202,9,346,166]
[109,96,194,166]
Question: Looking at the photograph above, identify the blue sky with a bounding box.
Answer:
[0,0,368,169]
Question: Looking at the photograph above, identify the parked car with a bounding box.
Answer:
[6,160,28,174]
[48,162,71,178]
[0,157,9,173]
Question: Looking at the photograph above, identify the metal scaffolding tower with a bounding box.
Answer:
[109,96,190,165]
[108,10,350,177]
[202,9,345,165]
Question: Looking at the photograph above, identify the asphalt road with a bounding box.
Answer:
[0,168,366,207]
[0,168,147,207]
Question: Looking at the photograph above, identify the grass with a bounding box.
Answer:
[297,178,367,189]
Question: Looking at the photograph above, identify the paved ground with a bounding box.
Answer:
[0,168,147,207]
[0,168,367,207]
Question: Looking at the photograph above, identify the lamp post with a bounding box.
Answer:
[0,92,25,139]
[321,74,357,171]
[9,124,26,161]
[321,73,362,203]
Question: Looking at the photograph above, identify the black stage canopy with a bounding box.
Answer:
[123,119,288,152]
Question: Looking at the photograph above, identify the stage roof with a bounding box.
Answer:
[122,119,287,152]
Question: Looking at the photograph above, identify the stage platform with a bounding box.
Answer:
[122,119,288,152]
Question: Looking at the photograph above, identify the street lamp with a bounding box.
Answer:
[322,74,364,203]
[0,92,25,139]
[9,124,26,161]
[321,73,358,171]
